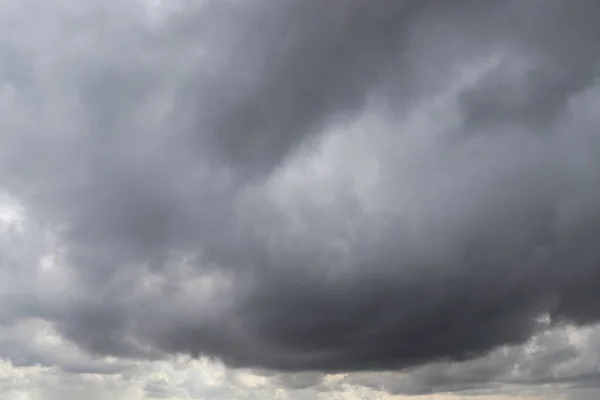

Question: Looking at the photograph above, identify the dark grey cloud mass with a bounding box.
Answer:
[1,0,600,391]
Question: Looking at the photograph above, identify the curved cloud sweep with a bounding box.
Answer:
[1,0,600,386]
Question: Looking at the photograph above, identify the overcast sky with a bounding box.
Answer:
[1,0,600,399]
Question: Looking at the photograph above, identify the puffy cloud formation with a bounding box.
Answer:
[2,0,600,398]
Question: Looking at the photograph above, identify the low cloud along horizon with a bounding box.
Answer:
[1,0,600,399]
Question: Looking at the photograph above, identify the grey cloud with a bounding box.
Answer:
[1,0,600,395]
[325,323,600,395]
[266,372,324,390]
[144,378,185,399]
[0,318,134,377]
[191,0,425,174]
[569,389,600,400]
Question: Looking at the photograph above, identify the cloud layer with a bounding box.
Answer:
[2,0,600,396]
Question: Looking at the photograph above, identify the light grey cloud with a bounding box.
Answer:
[1,0,600,397]
[568,389,600,400]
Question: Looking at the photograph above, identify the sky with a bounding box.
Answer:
[1,0,600,399]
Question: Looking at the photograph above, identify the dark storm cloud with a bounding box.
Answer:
[2,0,600,390]
[335,323,600,395]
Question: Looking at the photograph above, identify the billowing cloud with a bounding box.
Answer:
[1,0,600,397]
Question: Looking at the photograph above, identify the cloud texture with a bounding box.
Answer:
[2,0,600,395]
